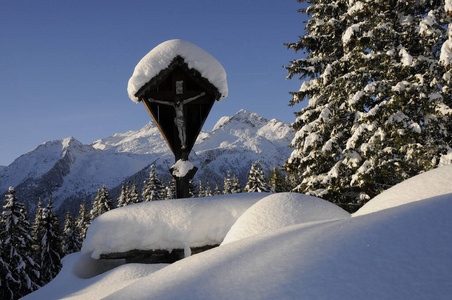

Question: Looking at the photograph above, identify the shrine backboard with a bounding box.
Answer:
[135,56,221,160]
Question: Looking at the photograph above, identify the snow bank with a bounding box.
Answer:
[25,190,452,299]
[127,39,228,102]
[105,193,452,300]
[222,192,350,245]
[81,193,268,259]
[22,252,167,300]
[354,164,452,216]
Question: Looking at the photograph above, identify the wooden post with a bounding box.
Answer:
[170,153,198,198]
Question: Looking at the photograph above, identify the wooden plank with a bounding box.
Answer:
[99,244,219,264]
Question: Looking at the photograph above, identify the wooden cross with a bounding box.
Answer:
[140,67,214,160]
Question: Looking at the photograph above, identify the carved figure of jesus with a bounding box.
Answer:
[148,92,205,149]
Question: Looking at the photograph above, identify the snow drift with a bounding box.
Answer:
[354,164,452,216]
[104,193,452,300]
[222,192,350,245]
[24,165,452,299]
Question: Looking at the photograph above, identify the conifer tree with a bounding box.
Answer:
[116,182,141,207]
[129,184,141,204]
[142,165,165,201]
[197,180,205,197]
[204,182,212,197]
[0,187,40,299]
[90,186,114,222]
[34,198,63,286]
[62,211,80,255]
[223,171,233,195]
[164,179,176,199]
[285,0,452,207]
[188,180,196,198]
[117,183,130,208]
[32,197,44,243]
[214,184,222,196]
[244,163,274,193]
[231,174,242,194]
[75,202,90,242]
[269,167,287,193]
[0,243,15,300]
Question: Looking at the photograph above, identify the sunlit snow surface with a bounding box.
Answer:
[354,164,452,216]
[222,192,350,245]
[24,165,452,300]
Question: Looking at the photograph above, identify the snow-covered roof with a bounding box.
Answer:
[127,39,228,103]
[81,193,269,259]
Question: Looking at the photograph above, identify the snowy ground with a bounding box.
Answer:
[24,164,452,299]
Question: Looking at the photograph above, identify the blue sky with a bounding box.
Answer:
[0,0,307,166]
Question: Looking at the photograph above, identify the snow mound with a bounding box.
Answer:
[23,252,167,300]
[354,164,452,216]
[222,192,350,245]
[127,39,228,102]
[25,190,452,299]
[81,193,268,259]
[105,193,452,300]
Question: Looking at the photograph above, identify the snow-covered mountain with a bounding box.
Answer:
[0,110,293,215]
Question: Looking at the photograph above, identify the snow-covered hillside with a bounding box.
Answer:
[0,110,293,214]
[23,164,452,299]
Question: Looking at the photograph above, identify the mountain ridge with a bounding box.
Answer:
[0,110,294,216]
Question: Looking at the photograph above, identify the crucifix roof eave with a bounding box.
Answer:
[134,56,222,102]
[127,39,228,103]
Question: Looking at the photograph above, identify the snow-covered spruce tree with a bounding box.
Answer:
[204,182,213,197]
[197,180,205,197]
[223,171,233,194]
[117,183,130,208]
[62,211,80,255]
[0,242,16,300]
[439,1,452,165]
[214,184,222,196]
[129,184,141,204]
[285,0,452,207]
[117,182,141,207]
[32,197,44,256]
[142,165,165,201]
[75,202,90,242]
[231,174,242,193]
[168,179,176,199]
[90,186,114,222]
[188,180,196,198]
[244,163,274,193]
[0,187,40,299]
[0,243,15,300]
[33,198,63,286]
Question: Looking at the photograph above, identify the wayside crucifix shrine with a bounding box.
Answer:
[127,39,228,198]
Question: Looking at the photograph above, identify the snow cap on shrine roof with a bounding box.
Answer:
[127,39,228,103]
